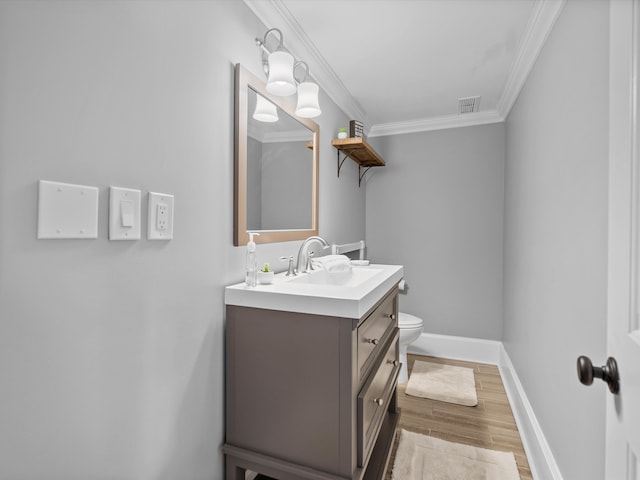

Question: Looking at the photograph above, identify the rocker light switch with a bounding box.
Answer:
[120,200,134,227]
[109,187,141,240]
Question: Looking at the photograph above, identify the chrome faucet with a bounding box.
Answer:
[296,236,330,274]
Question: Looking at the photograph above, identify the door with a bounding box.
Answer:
[606,0,640,478]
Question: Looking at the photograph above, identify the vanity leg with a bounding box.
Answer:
[225,455,246,480]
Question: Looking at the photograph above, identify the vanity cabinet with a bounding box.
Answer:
[223,284,401,480]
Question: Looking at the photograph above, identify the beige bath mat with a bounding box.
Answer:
[405,361,478,406]
[391,429,520,480]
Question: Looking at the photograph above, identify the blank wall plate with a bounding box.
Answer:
[37,180,99,239]
[147,192,174,240]
[109,186,141,240]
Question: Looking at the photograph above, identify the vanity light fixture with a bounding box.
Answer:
[253,93,278,122]
[295,62,322,118]
[256,28,321,118]
[266,50,296,96]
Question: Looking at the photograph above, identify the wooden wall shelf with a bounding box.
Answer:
[332,137,385,167]
[332,137,386,187]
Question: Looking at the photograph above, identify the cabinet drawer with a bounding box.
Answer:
[357,292,396,381]
[357,330,399,467]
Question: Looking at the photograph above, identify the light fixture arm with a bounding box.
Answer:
[256,28,286,78]
[293,60,310,85]
[256,29,309,85]
[256,27,284,53]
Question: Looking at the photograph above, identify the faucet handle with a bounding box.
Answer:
[279,256,297,276]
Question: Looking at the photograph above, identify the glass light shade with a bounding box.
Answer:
[253,94,278,122]
[295,82,321,118]
[266,50,296,96]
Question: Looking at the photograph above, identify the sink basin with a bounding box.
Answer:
[225,263,404,318]
[288,267,383,287]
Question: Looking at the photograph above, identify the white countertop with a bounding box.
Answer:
[225,264,404,318]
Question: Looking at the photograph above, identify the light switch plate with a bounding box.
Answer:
[37,180,99,239]
[147,192,174,240]
[109,186,141,240]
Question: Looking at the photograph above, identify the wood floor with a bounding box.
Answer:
[384,354,532,480]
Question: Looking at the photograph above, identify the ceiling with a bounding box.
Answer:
[244,0,565,136]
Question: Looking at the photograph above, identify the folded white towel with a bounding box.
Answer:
[324,258,352,273]
[311,254,349,266]
[311,254,351,273]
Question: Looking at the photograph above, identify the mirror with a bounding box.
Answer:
[234,64,319,246]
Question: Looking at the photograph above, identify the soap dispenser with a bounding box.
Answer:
[245,232,260,287]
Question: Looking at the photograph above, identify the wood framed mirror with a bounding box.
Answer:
[234,64,319,246]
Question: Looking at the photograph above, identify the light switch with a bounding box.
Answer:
[109,187,141,240]
[120,200,134,227]
[37,180,99,239]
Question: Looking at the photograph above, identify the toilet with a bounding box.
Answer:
[397,312,424,383]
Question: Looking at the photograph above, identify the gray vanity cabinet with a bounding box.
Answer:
[223,284,401,480]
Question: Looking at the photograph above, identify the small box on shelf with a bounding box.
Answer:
[349,120,364,138]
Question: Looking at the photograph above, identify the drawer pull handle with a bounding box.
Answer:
[387,359,399,366]
[385,313,396,320]
[368,338,379,345]
[373,398,384,406]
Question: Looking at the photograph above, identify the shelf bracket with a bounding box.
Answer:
[358,166,372,187]
[337,149,374,187]
[337,148,362,178]
[337,150,348,178]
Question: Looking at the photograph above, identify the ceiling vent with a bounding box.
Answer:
[458,96,481,114]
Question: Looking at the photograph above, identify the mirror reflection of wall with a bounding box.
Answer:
[246,87,313,231]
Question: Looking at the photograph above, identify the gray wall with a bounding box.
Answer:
[366,124,505,340]
[0,1,364,478]
[503,1,609,479]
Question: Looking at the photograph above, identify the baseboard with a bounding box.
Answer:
[409,331,502,364]
[408,332,563,480]
[499,346,564,480]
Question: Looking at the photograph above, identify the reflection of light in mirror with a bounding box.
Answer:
[253,94,278,123]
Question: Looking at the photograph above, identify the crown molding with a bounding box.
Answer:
[368,110,504,137]
[243,0,370,130]
[496,0,566,117]
[244,0,566,136]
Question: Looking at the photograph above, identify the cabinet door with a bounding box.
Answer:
[226,307,342,474]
